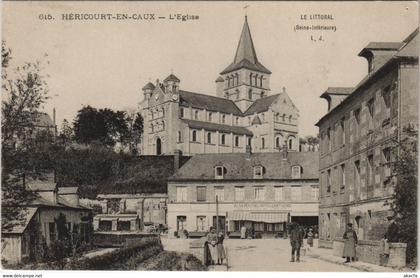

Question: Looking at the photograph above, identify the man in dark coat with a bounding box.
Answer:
[289,222,304,262]
[343,223,358,263]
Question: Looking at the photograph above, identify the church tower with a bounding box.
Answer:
[216,16,272,112]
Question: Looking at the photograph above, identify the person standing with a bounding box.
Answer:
[307,228,314,248]
[343,223,358,263]
[379,234,390,266]
[240,225,247,239]
[207,227,218,265]
[217,232,226,265]
[289,222,304,262]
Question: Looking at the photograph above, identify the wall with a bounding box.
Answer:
[1,235,22,264]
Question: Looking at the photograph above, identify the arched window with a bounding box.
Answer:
[235,73,239,86]
[248,90,252,100]
[207,132,212,144]
[156,138,162,155]
[222,114,226,124]
[289,115,292,123]
[282,114,286,122]
[276,136,281,148]
[247,137,252,146]
[192,130,197,142]
[254,74,258,86]
[260,76,263,87]
[291,166,302,179]
[261,137,265,149]
[221,134,226,145]
[178,131,182,142]
[208,112,212,122]
[194,110,199,120]
[235,136,239,147]
[180,107,184,118]
[249,73,253,85]
[236,89,240,100]
[288,137,294,150]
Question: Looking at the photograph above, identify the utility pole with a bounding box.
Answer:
[216,196,219,235]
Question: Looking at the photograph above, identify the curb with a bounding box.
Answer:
[307,252,401,272]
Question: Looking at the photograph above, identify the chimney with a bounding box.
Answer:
[245,145,252,160]
[174,149,182,171]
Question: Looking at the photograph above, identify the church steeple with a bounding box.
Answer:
[217,16,272,112]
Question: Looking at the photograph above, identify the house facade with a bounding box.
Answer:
[167,148,319,238]
[139,16,300,156]
[1,181,91,264]
[316,29,418,246]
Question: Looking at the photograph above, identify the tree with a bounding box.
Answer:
[58,119,73,145]
[387,125,417,266]
[125,109,143,154]
[1,42,51,231]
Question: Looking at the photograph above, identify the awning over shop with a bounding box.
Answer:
[228,211,289,223]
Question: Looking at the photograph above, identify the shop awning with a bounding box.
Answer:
[228,211,289,223]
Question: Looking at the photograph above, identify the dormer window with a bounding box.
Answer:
[215,166,226,179]
[253,166,264,178]
[292,165,302,179]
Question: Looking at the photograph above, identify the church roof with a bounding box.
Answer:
[220,16,271,75]
[215,76,224,82]
[164,74,180,82]
[251,115,262,125]
[170,152,319,181]
[179,90,243,116]
[182,119,253,136]
[142,82,155,90]
[244,94,281,115]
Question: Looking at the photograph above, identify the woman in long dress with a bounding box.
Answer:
[217,232,226,265]
[207,227,218,265]
[343,223,358,263]
[307,228,314,247]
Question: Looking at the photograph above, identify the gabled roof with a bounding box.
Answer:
[251,115,262,125]
[220,16,271,75]
[2,207,38,234]
[58,187,79,194]
[99,155,191,194]
[163,74,180,82]
[244,94,280,115]
[170,152,319,181]
[179,90,243,116]
[182,119,253,136]
[27,179,57,192]
[320,87,353,99]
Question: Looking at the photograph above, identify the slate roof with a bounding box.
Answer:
[179,90,243,116]
[320,87,353,100]
[358,42,404,57]
[243,94,280,116]
[170,152,319,181]
[182,119,253,136]
[164,74,180,82]
[220,16,271,75]
[317,28,418,126]
[100,155,191,194]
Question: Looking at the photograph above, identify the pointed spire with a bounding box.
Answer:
[234,16,258,64]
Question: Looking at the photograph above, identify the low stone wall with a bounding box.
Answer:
[318,239,333,249]
[93,231,159,247]
[332,239,407,268]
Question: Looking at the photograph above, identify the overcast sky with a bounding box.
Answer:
[2,1,418,136]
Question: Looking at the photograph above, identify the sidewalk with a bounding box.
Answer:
[306,244,407,272]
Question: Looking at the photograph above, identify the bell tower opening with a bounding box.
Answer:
[156,137,162,155]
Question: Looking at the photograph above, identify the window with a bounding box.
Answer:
[259,76,263,87]
[276,137,281,148]
[340,118,345,145]
[247,137,252,146]
[234,136,239,147]
[254,186,265,201]
[282,114,286,122]
[178,131,182,142]
[261,138,265,149]
[235,187,244,201]
[291,186,302,201]
[208,112,212,122]
[327,128,332,151]
[291,166,302,179]
[327,169,331,193]
[248,90,252,100]
[214,187,224,201]
[311,186,319,201]
[180,108,184,118]
[383,86,391,110]
[196,216,206,232]
[367,98,375,117]
[192,130,197,142]
[49,223,56,242]
[288,137,294,150]
[367,155,374,187]
[194,110,199,120]
[197,186,206,202]
[235,117,239,125]
[289,115,292,123]
[354,108,361,124]
[207,132,212,144]
[340,164,346,190]
[176,186,187,202]
[215,166,224,179]
[221,134,226,145]
[274,186,283,201]
[253,166,264,178]
[221,114,226,124]
[354,160,361,196]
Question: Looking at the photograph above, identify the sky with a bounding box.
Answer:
[2,1,418,137]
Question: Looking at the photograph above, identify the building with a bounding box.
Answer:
[1,180,91,264]
[94,152,190,232]
[139,16,300,156]
[316,29,418,247]
[167,147,319,238]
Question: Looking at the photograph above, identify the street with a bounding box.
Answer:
[162,237,357,272]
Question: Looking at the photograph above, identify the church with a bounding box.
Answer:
[140,16,300,156]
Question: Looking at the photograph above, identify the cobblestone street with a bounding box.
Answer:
[162,237,357,272]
